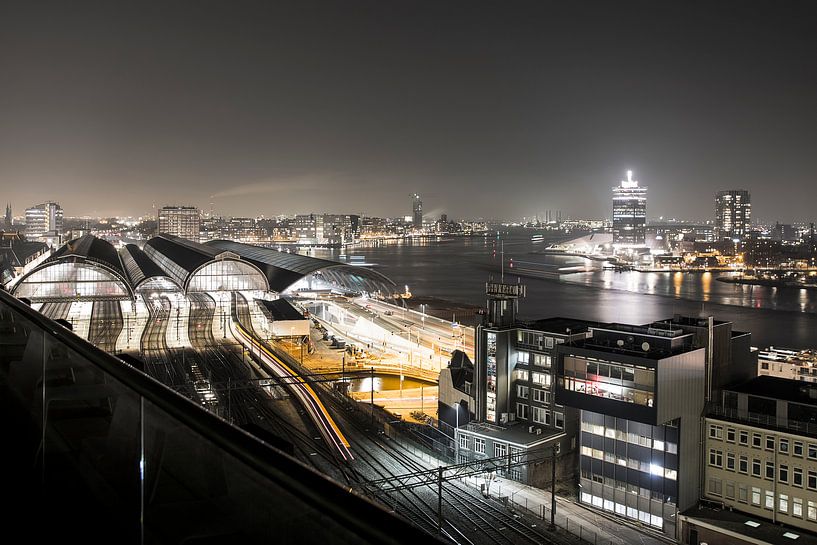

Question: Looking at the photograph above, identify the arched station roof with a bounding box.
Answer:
[144,234,269,292]
[119,244,181,292]
[12,234,133,301]
[205,240,397,294]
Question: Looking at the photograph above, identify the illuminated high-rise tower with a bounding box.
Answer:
[714,190,751,241]
[411,193,423,228]
[611,170,647,248]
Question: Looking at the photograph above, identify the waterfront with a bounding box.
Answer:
[313,231,817,348]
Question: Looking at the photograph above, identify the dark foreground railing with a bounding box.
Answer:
[0,289,439,544]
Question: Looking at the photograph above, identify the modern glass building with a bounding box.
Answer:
[612,171,647,249]
[556,323,705,538]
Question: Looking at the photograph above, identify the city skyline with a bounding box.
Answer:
[1,2,816,220]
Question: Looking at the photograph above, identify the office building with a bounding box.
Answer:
[445,280,590,487]
[556,315,755,539]
[771,222,798,243]
[158,205,201,240]
[611,171,647,249]
[681,376,817,544]
[715,190,751,241]
[25,201,63,241]
[411,194,423,228]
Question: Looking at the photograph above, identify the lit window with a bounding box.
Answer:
[794,497,803,518]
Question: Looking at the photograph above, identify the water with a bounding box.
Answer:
[347,375,432,393]
[310,231,817,348]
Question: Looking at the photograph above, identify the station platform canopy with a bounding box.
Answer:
[205,239,396,295]
[12,234,133,302]
[144,234,270,293]
[120,244,182,293]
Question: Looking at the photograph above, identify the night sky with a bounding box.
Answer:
[1,1,816,221]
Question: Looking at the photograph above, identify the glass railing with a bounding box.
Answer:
[0,289,437,544]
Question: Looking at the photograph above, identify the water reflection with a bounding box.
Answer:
[347,375,432,393]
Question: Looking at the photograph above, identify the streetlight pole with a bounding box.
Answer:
[453,402,459,462]
[550,445,557,531]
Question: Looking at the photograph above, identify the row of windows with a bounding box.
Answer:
[458,435,523,461]
[562,377,654,408]
[581,470,674,504]
[516,385,554,404]
[581,446,677,480]
[709,424,817,459]
[517,330,558,349]
[579,492,663,529]
[709,449,817,489]
[581,421,678,453]
[513,369,554,388]
[563,355,655,389]
[708,479,817,521]
[518,404,565,429]
[516,352,552,368]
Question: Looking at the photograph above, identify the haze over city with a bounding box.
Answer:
[2,1,816,220]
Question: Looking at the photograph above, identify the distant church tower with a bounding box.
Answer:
[4,203,12,230]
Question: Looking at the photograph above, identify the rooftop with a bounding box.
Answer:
[522,317,596,336]
[727,375,817,406]
[681,502,817,545]
[758,346,817,366]
[462,420,562,448]
[256,297,305,321]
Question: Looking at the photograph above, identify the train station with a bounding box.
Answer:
[10,233,396,303]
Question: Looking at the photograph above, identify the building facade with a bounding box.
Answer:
[758,347,817,383]
[158,205,201,240]
[447,281,590,487]
[611,170,647,249]
[25,201,63,241]
[556,323,705,538]
[690,376,817,542]
[715,190,751,241]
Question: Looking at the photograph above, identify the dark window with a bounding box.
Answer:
[766,462,775,480]
[789,403,817,426]
[747,396,776,418]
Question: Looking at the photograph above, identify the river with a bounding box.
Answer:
[307,231,817,348]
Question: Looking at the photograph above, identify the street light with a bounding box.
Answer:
[452,402,460,462]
